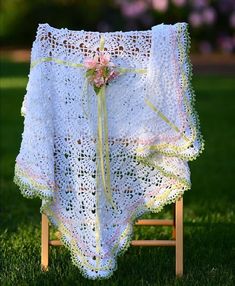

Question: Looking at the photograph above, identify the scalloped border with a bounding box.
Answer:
[14,158,189,280]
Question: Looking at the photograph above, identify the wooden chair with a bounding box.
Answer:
[41,196,183,277]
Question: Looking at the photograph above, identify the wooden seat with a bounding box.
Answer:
[41,196,183,277]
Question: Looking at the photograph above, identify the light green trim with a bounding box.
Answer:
[14,163,54,192]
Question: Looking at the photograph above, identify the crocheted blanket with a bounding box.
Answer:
[13,22,204,280]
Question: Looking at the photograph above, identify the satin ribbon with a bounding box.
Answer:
[82,35,147,210]
[94,35,116,210]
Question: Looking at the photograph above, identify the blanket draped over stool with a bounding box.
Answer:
[13,22,204,280]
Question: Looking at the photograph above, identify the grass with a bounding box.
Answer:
[0,58,235,285]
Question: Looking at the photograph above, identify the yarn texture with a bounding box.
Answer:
[13,22,204,280]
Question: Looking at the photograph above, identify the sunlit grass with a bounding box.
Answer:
[0,77,28,89]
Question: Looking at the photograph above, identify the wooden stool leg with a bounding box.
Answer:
[172,203,176,239]
[41,213,49,271]
[175,196,183,277]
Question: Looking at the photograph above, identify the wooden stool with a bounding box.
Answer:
[41,196,183,277]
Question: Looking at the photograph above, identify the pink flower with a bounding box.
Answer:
[93,74,105,87]
[172,0,186,7]
[99,53,111,66]
[189,12,202,28]
[202,7,217,25]
[121,0,147,18]
[106,70,119,82]
[83,55,99,69]
[152,0,168,13]
[83,52,120,90]
[229,11,235,28]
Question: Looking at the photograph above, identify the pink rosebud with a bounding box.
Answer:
[93,70,105,87]
[83,55,99,69]
[96,67,105,77]
[99,53,111,66]
[94,76,105,87]
[106,70,119,82]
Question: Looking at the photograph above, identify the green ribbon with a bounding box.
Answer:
[83,35,150,210]
[94,35,117,210]
[95,84,116,209]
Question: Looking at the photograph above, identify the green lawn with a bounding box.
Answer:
[0,59,235,285]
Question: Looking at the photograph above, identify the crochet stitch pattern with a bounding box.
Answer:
[13,22,204,280]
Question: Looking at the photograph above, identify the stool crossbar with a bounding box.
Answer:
[41,197,183,277]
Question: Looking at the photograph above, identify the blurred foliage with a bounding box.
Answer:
[0,0,118,47]
[0,0,235,53]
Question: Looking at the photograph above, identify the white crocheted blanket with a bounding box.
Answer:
[13,22,204,280]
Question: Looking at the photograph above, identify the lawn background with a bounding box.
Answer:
[0,58,235,285]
